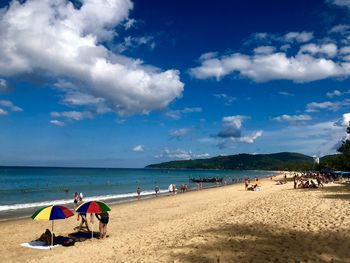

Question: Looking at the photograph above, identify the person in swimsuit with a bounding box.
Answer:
[75,212,90,232]
[154,185,160,197]
[136,186,141,200]
[73,192,79,211]
[95,212,109,239]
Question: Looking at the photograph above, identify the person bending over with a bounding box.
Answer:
[95,212,109,239]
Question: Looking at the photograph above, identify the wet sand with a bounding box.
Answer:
[1,174,350,263]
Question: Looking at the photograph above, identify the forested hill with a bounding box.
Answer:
[146,152,315,170]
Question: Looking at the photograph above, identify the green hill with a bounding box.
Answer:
[146,152,315,170]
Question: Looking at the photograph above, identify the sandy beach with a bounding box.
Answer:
[1,174,350,263]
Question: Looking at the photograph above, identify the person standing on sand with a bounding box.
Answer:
[244,179,249,190]
[73,192,79,211]
[95,212,109,239]
[155,185,160,197]
[136,186,141,200]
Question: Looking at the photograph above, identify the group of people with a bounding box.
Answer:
[73,192,109,239]
[293,172,329,189]
[244,178,262,191]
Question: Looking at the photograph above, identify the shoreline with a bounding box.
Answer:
[0,171,278,221]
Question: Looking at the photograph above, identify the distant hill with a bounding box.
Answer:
[146,152,315,170]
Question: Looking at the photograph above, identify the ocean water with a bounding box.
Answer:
[0,167,273,214]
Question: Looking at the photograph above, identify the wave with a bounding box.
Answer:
[0,189,169,212]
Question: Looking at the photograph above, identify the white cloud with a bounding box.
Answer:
[342,113,350,126]
[299,43,338,57]
[165,107,202,120]
[217,116,247,138]
[330,24,350,34]
[306,99,350,112]
[278,91,294,96]
[326,89,342,98]
[169,128,189,139]
[50,120,65,126]
[0,100,23,112]
[0,79,8,91]
[211,116,262,148]
[213,93,236,105]
[0,0,184,116]
[116,35,156,53]
[124,18,136,30]
[132,145,145,152]
[262,120,345,156]
[253,46,276,54]
[272,114,312,122]
[283,31,314,43]
[0,108,8,116]
[50,111,93,121]
[155,148,210,160]
[190,50,347,82]
[329,0,350,8]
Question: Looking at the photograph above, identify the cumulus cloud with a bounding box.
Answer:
[299,43,338,57]
[306,99,350,112]
[165,107,202,120]
[272,114,312,123]
[155,148,210,160]
[0,0,184,117]
[211,116,262,148]
[217,116,246,138]
[283,31,314,43]
[0,100,23,112]
[169,128,190,139]
[50,120,66,126]
[50,111,93,121]
[334,112,350,126]
[189,26,350,83]
[132,145,145,152]
[0,108,8,116]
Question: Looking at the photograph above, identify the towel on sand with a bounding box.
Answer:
[20,240,59,250]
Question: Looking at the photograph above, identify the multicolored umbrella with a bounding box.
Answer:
[31,205,74,248]
[76,200,111,214]
[76,201,111,239]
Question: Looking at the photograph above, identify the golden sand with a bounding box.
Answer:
[1,175,350,263]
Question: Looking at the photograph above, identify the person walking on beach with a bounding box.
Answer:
[95,212,109,239]
[154,185,160,197]
[136,186,141,200]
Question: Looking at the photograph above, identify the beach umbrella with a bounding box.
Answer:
[76,201,111,239]
[31,205,74,248]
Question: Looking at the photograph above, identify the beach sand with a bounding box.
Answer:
[1,174,350,263]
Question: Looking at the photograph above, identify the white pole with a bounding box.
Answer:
[51,220,54,249]
[91,213,94,239]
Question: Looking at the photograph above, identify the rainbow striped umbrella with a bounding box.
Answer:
[76,201,111,239]
[31,205,74,248]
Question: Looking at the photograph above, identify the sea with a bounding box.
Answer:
[0,166,274,220]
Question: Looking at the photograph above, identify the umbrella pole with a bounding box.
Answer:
[91,213,94,239]
[51,220,54,249]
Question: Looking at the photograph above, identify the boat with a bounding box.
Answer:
[189,177,223,183]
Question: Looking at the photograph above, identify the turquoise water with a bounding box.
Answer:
[0,167,273,213]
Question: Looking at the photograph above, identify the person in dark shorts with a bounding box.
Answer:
[154,185,160,197]
[95,212,109,239]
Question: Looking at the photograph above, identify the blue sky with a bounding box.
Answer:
[0,0,350,167]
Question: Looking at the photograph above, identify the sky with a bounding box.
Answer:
[0,0,350,168]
